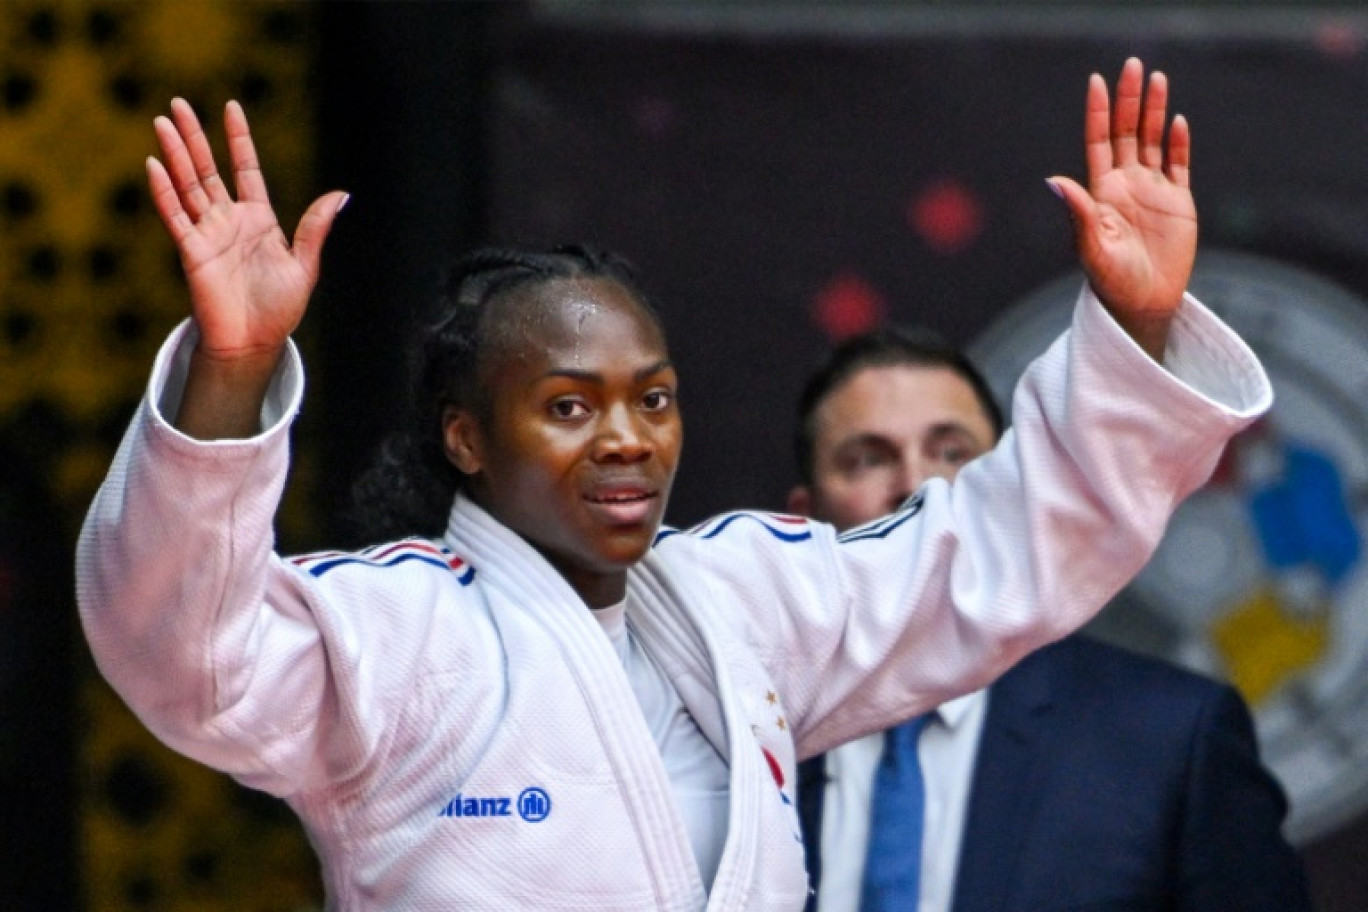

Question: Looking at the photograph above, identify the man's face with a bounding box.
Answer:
[791,364,998,532]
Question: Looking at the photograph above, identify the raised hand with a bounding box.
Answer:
[146,98,347,438]
[1049,58,1196,361]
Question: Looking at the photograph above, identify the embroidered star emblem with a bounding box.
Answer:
[766,690,778,705]
[776,716,787,731]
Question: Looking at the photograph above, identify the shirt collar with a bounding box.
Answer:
[934,687,987,730]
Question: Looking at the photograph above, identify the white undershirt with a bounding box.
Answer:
[591,598,732,892]
[816,689,989,912]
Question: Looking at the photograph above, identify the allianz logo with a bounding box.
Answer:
[438,787,552,823]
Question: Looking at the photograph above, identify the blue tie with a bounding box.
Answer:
[861,713,931,912]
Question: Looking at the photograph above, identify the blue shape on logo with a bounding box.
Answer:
[518,787,551,822]
[1248,441,1361,587]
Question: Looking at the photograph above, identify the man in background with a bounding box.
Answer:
[790,327,1313,912]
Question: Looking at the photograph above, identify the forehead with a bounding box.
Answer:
[483,276,666,367]
[814,364,993,444]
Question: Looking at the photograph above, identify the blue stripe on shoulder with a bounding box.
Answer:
[302,552,455,578]
[296,546,478,587]
[838,494,925,543]
[683,512,813,543]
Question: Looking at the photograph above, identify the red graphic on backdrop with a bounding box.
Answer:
[908,178,984,255]
[812,272,887,341]
[1315,22,1364,59]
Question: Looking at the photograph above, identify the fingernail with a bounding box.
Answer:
[1045,179,1064,199]
[337,193,351,213]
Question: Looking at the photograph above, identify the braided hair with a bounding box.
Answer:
[348,244,660,543]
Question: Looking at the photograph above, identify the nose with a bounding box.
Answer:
[889,457,928,511]
[594,403,652,463]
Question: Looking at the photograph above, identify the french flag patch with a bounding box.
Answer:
[291,538,476,584]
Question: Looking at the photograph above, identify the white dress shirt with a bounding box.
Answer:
[816,689,989,912]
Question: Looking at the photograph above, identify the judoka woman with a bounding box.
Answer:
[78,59,1271,910]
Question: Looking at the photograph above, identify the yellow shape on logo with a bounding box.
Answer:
[1212,586,1328,706]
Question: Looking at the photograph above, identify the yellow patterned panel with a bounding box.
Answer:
[84,683,323,912]
[0,0,315,506]
[0,1,324,908]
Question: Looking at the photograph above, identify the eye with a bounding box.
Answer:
[837,445,895,475]
[940,445,970,464]
[641,389,674,412]
[930,435,984,466]
[549,398,590,420]
[854,450,891,469]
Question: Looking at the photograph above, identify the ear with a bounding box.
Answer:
[442,405,484,476]
[786,485,813,517]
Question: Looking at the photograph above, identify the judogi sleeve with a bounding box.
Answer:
[672,286,1272,760]
[76,321,417,796]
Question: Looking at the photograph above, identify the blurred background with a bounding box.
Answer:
[3,1,1367,908]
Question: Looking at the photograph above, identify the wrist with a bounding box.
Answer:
[190,338,288,374]
[174,345,285,439]
[1109,309,1173,363]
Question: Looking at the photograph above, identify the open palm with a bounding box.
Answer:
[147,98,346,362]
[1051,59,1197,358]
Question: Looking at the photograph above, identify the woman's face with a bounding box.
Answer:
[443,276,682,608]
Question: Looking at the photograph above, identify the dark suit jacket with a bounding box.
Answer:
[798,635,1313,912]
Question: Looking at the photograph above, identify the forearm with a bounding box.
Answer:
[77,321,305,766]
[175,342,288,439]
[1095,294,1173,363]
[962,283,1270,643]
[782,286,1271,756]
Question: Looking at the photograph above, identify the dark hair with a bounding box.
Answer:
[793,326,1005,485]
[348,244,660,543]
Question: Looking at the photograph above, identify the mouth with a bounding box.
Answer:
[584,486,659,526]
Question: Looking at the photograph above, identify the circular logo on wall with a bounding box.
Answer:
[969,250,1368,844]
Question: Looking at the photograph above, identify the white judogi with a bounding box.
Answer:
[76,287,1271,910]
